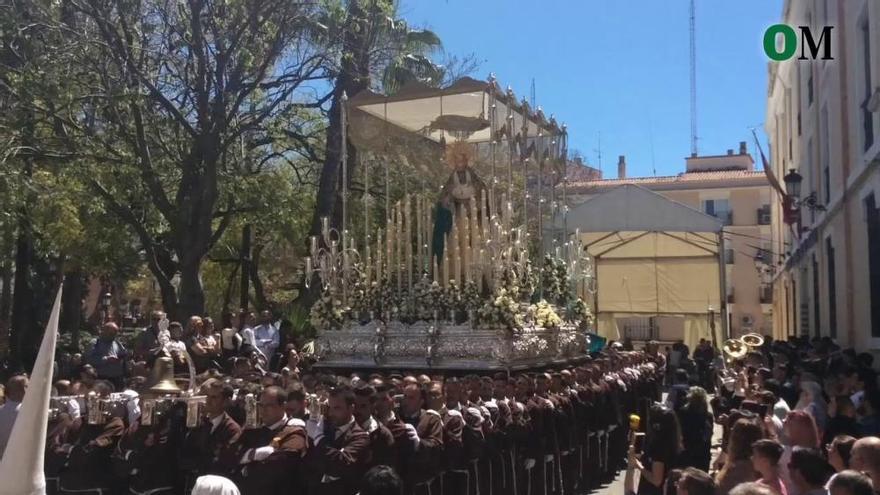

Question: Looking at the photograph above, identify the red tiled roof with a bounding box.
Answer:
[567,169,769,193]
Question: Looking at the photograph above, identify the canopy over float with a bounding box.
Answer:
[307,76,596,371]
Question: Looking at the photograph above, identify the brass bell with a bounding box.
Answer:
[147,356,183,395]
[722,338,748,362]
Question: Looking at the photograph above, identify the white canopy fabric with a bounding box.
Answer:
[348,77,562,145]
[563,184,726,346]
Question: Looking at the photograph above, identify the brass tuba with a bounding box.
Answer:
[722,338,748,363]
[741,333,765,350]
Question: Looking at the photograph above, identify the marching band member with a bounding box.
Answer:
[59,382,126,495]
[223,386,307,495]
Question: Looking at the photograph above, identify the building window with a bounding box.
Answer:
[867,194,880,337]
[812,255,821,338]
[725,248,735,264]
[786,88,793,160]
[758,204,771,225]
[861,16,875,151]
[827,238,837,338]
[703,199,732,225]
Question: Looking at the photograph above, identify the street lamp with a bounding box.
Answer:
[783,168,802,198]
[782,168,825,221]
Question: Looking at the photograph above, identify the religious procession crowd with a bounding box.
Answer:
[0,310,662,495]
[618,335,880,495]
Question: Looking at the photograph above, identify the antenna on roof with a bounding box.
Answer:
[593,131,603,177]
[689,0,699,156]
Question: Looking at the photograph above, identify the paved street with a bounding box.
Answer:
[590,399,725,495]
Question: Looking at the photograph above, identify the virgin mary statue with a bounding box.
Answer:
[431,141,490,271]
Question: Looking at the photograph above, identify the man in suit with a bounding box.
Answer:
[353,384,396,469]
[226,386,307,495]
[180,381,241,482]
[306,386,370,495]
[399,382,444,495]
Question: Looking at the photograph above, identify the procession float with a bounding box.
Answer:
[305,76,596,371]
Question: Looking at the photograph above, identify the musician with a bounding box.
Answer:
[180,381,241,481]
[59,381,126,495]
[305,386,370,495]
[116,398,183,495]
[225,386,308,495]
[353,384,396,469]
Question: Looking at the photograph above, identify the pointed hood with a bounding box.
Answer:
[0,286,62,495]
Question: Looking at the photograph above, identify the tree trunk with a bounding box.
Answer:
[0,221,13,343]
[309,1,372,241]
[9,213,35,369]
[250,244,267,311]
[177,258,205,320]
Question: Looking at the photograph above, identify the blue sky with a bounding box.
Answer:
[401,0,783,178]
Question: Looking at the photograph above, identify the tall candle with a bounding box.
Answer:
[416,196,422,276]
[386,216,392,282]
[443,234,450,287]
[465,207,472,283]
[394,201,404,292]
[406,195,413,291]
[376,229,382,282]
[365,242,371,288]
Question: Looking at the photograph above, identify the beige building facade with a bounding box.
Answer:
[765,0,880,349]
[568,147,772,342]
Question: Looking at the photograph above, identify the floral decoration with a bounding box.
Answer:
[309,290,346,330]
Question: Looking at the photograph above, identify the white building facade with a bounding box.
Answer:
[765,0,880,349]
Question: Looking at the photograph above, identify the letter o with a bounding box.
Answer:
[764,24,797,61]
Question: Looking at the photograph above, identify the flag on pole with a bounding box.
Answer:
[751,128,787,199]
[0,285,63,495]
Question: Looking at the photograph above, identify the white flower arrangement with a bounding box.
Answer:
[309,292,346,330]
[476,288,523,331]
[531,299,562,329]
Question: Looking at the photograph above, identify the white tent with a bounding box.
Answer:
[561,184,728,350]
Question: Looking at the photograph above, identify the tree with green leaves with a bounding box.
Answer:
[3,0,331,322]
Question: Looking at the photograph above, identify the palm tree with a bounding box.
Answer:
[309,0,444,244]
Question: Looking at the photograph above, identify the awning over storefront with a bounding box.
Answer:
[562,184,727,349]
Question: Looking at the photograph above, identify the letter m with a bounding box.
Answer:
[798,26,833,60]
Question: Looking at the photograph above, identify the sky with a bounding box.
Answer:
[401,0,783,178]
